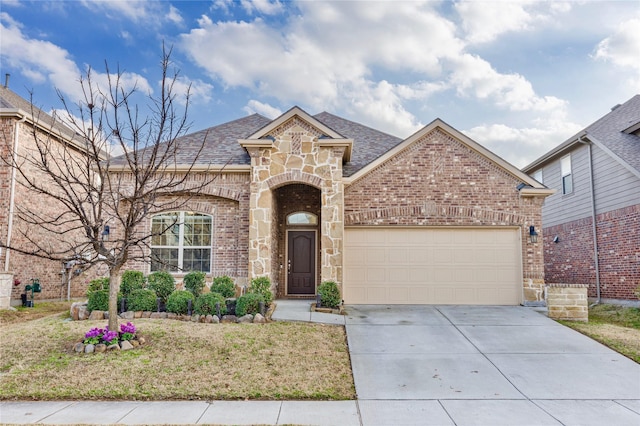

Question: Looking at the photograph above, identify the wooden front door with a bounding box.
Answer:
[287,230,316,295]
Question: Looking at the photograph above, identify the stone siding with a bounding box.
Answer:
[543,204,640,300]
[546,283,589,321]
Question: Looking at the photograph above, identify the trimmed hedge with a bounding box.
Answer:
[249,276,272,305]
[87,289,109,311]
[184,271,206,297]
[318,281,341,308]
[147,271,175,303]
[211,275,236,298]
[166,290,194,315]
[87,277,109,297]
[127,289,158,312]
[120,270,145,297]
[235,292,265,317]
[194,292,227,316]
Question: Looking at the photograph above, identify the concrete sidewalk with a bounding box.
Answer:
[2,301,640,425]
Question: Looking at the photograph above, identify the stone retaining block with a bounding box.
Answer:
[546,283,589,322]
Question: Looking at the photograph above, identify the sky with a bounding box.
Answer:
[1,0,639,168]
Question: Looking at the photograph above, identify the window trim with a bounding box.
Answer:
[150,211,212,273]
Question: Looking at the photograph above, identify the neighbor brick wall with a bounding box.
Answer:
[544,204,640,300]
[345,127,546,302]
[5,119,103,302]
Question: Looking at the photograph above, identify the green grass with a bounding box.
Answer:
[560,304,640,363]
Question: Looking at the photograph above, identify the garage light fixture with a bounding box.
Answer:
[529,226,538,244]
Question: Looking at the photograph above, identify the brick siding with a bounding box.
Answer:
[543,204,640,300]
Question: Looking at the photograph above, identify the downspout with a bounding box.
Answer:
[578,136,601,304]
[4,113,27,272]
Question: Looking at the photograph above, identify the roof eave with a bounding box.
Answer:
[522,130,588,172]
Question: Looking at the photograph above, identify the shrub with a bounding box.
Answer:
[87,289,109,311]
[249,276,273,306]
[184,271,206,297]
[211,275,236,298]
[126,289,158,312]
[166,290,195,315]
[87,277,109,296]
[235,292,265,317]
[318,281,341,309]
[194,292,227,316]
[120,270,145,297]
[147,271,175,303]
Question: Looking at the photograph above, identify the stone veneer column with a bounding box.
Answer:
[244,120,347,294]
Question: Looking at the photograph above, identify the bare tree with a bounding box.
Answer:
[3,47,215,330]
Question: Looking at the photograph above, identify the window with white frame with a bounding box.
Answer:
[561,155,573,194]
[533,169,543,184]
[150,212,212,272]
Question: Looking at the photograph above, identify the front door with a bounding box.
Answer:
[287,230,316,295]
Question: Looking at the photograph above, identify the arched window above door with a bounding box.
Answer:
[286,211,317,225]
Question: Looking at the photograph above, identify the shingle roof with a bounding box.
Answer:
[0,86,76,137]
[586,94,640,173]
[110,109,404,176]
[313,112,403,176]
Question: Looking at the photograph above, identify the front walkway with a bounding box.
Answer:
[2,301,639,425]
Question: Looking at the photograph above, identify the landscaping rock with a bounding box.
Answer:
[95,344,107,353]
[253,313,266,324]
[238,314,254,323]
[221,315,237,323]
[107,344,120,351]
[167,313,177,320]
[191,314,200,322]
[84,344,95,354]
[211,315,220,324]
[88,310,104,321]
[73,342,85,353]
[120,311,134,320]
[78,305,90,320]
[134,311,143,318]
[120,340,134,351]
[158,312,168,319]
[137,336,147,345]
[130,340,139,347]
[205,314,214,323]
[150,312,162,319]
[142,311,152,318]
[70,302,85,321]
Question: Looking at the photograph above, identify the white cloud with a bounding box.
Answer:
[0,12,151,105]
[243,100,282,118]
[449,54,567,112]
[164,76,214,106]
[167,5,184,25]
[593,17,640,89]
[464,117,583,168]
[455,1,572,44]
[241,0,284,16]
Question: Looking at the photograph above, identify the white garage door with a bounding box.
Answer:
[344,227,522,305]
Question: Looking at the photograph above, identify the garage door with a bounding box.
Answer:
[344,227,522,305]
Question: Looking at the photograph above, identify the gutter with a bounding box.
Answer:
[5,113,27,272]
[578,136,601,304]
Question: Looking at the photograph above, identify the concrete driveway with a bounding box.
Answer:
[345,305,640,426]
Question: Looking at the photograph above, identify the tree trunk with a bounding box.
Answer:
[108,266,122,331]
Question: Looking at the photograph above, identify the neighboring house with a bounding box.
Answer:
[119,106,552,306]
[523,95,640,302]
[0,84,99,306]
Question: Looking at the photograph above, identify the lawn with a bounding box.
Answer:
[0,303,355,401]
[560,303,640,363]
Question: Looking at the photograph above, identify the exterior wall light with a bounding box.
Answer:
[529,225,538,244]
